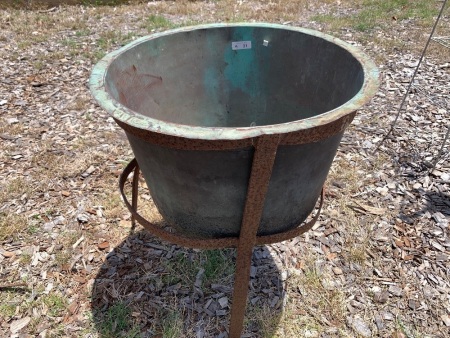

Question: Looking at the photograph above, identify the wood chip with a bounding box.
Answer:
[98,241,110,250]
[352,201,385,215]
[393,331,407,338]
[388,285,403,297]
[1,250,15,258]
[0,282,28,289]
[332,267,343,275]
[350,316,371,337]
[86,208,97,215]
[72,236,85,249]
[10,316,31,333]
[81,165,96,178]
[442,314,450,327]
[218,297,228,308]
[67,301,79,315]
[374,291,389,304]
[73,275,86,283]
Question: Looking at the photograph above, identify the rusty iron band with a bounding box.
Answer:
[119,158,324,249]
[114,112,355,151]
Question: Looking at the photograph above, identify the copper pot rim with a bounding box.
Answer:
[89,23,380,141]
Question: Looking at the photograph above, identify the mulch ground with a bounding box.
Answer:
[0,1,449,337]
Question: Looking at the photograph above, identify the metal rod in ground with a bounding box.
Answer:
[131,162,140,233]
[228,135,280,338]
[373,0,448,153]
[228,238,254,337]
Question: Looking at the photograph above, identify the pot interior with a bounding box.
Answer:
[105,26,364,128]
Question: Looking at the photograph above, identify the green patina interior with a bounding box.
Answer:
[105,26,365,128]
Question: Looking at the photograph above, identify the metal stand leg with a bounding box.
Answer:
[229,135,280,338]
[131,162,140,233]
[228,245,254,337]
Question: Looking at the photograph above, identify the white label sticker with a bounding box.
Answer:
[232,41,252,50]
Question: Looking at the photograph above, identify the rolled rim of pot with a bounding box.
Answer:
[89,23,380,141]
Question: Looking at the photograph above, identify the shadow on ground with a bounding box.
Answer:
[91,229,284,337]
[398,186,450,225]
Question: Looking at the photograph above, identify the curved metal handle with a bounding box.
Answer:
[119,158,324,249]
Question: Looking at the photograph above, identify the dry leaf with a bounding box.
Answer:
[61,191,71,197]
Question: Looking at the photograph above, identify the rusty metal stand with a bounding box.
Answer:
[120,137,324,338]
[130,162,140,233]
[228,135,280,337]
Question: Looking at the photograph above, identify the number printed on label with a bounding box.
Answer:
[232,41,252,50]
